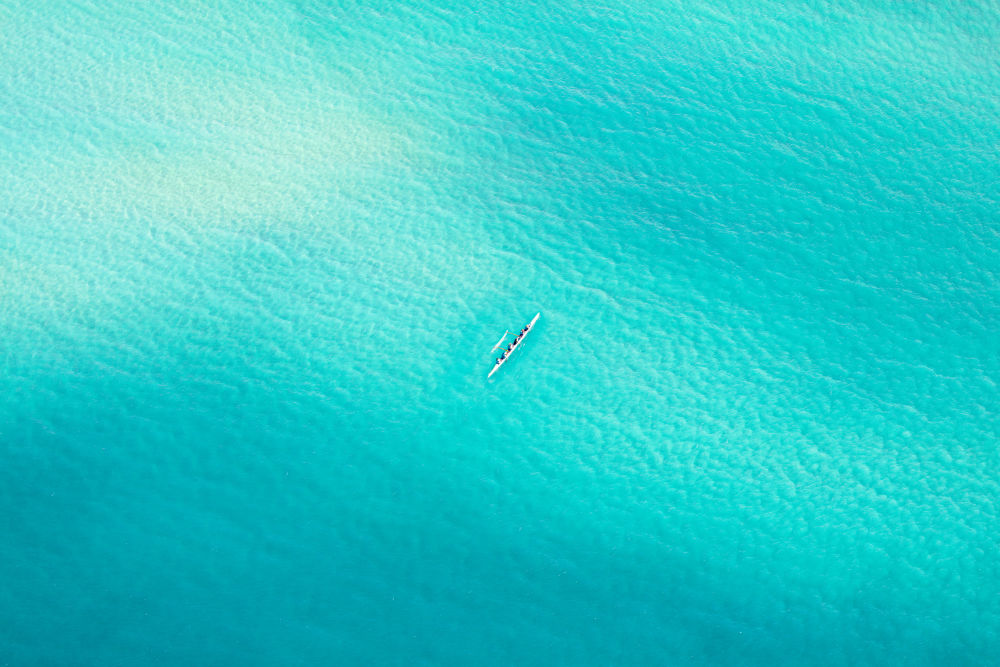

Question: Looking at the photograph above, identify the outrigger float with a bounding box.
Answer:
[488,313,540,378]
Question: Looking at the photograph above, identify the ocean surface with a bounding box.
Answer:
[2,0,998,664]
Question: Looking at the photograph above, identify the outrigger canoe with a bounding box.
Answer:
[488,313,540,378]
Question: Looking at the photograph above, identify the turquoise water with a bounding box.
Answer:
[2,0,999,663]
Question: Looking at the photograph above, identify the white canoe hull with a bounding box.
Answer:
[488,313,540,378]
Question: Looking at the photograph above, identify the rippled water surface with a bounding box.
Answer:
[2,0,998,664]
